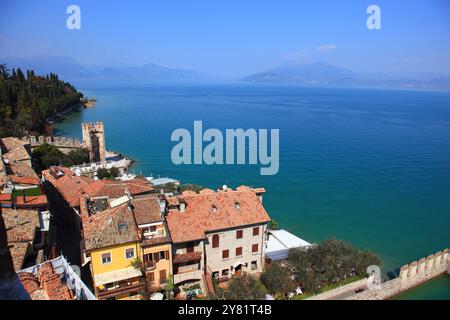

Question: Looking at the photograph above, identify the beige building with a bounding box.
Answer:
[165,185,270,288]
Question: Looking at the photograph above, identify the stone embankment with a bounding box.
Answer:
[306,249,449,300]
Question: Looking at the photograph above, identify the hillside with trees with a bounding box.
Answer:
[0,63,83,137]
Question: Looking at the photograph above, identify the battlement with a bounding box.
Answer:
[399,249,449,282]
[81,122,106,163]
[22,135,82,149]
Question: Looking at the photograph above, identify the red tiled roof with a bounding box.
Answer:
[82,202,140,251]
[83,179,153,198]
[10,175,41,185]
[42,167,94,207]
[0,193,12,201]
[19,262,75,300]
[2,208,40,271]
[16,195,48,207]
[0,137,30,163]
[130,196,162,225]
[166,189,271,243]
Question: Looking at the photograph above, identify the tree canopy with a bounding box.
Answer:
[0,64,83,137]
[287,238,381,294]
[32,143,89,172]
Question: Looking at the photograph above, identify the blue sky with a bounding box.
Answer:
[1,0,449,78]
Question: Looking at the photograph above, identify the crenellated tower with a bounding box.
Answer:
[81,122,106,163]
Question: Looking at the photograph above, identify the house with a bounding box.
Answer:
[80,197,144,300]
[165,185,271,291]
[131,196,173,292]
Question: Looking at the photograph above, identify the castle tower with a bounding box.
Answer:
[82,122,106,163]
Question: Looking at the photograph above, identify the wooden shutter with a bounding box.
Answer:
[148,272,155,281]
[165,250,170,260]
[236,247,242,256]
[222,250,229,259]
[212,235,219,248]
[160,270,167,280]
[253,227,259,236]
[252,244,258,253]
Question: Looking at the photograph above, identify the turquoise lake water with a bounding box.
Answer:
[55,83,450,281]
[393,276,450,300]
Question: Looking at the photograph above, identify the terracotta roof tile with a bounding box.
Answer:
[18,262,75,300]
[130,197,162,225]
[2,208,39,243]
[10,175,41,185]
[15,195,48,208]
[83,179,153,198]
[0,138,30,163]
[82,202,139,251]
[166,189,270,243]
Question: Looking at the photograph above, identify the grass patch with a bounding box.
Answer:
[290,275,363,300]
[12,187,42,198]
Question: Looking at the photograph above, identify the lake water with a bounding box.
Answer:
[55,83,450,284]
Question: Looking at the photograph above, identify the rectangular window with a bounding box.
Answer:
[150,225,157,232]
[222,250,229,259]
[160,270,167,283]
[222,269,229,276]
[252,244,258,253]
[251,261,258,270]
[253,227,259,236]
[148,272,155,282]
[187,244,194,253]
[158,251,165,260]
[236,247,243,257]
[125,248,135,260]
[101,253,111,264]
[236,230,243,239]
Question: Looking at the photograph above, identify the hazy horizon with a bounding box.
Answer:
[1,0,450,78]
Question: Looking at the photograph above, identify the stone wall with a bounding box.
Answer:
[23,135,82,154]
[347,248,449,300]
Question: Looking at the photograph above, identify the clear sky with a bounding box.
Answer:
[1,0,450,78]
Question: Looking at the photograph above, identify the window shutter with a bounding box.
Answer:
[165,250,169,260]
[212,235,220,248]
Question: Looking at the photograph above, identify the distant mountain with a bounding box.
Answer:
[243,61,357,84]
[2,55,93,80]
[242,61,450,90]
[1,55,211,83]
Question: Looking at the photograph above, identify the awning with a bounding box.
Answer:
[94,267,142,286]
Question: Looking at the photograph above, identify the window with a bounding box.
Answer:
[150,225,157,232]
[160,270,167,283]
[212,235,220,248]
[236,247,243,257]
[251,261,258,270]
[222,250,229,259]
[236,230,243,239]
[158,251,165,260]
[187,243,194,253]
[222,269,230,276]
[101,253,111,264]
[252,244,258,253]
[253,227,259,236]
[148,272,155,282]
[125,248,135,260]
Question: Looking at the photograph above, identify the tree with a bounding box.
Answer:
[287,238,381,294]
[221,274,267,300]
[260,262,296,297]
[97,167,120,180]
[268,219,279,230]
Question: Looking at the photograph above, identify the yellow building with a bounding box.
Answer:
[81,195,173,300]
[81,197,145,300]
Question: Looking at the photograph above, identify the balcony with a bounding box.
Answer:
[174,269,204,285]
[96,279,145,300]
[145,260,156,271]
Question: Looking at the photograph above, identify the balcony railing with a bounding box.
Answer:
[96,279,145,300]
[145,260,156,271]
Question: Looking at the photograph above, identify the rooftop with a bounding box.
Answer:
[166,187,271,243]
[81,200,140,251]
[130,196,162,225]
[2,208,40,270]
[0,137,31,163]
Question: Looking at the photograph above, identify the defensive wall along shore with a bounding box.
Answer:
[307,249,449,300]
